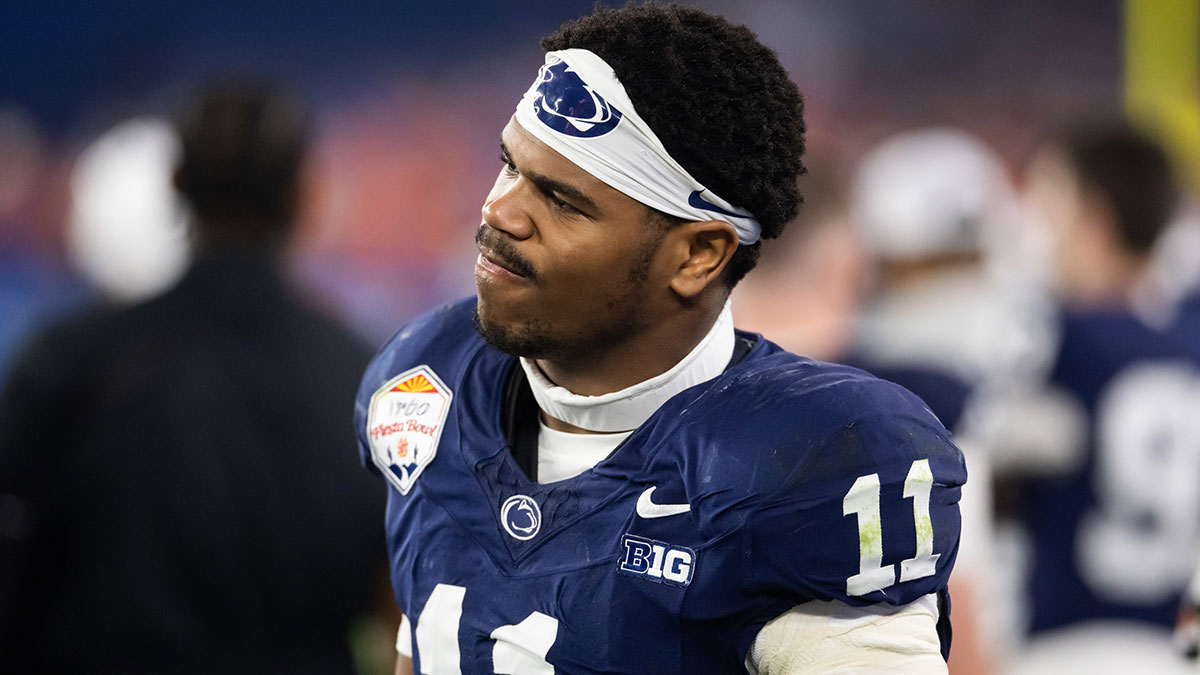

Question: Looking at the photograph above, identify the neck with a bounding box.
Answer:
[1063,249,1148,308]
[535,299,725,396]
[522,297,736,433]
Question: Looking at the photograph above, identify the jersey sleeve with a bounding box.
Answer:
[354,381,381,477]
[354,298,478,477]
[748,595,946,675]
[744,388,966,612]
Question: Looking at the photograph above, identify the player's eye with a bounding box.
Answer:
[499,153,518,177]
[548,194,582,216]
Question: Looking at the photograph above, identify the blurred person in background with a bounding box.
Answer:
[993,123,1200,675]
[0,82,388,674]
[843,128,1057,675]
[847,128,1052,431]
[732,158,868,363]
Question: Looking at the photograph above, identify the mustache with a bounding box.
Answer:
[475,225,539,281]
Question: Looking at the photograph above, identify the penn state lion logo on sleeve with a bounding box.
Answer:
[367,365,452,494]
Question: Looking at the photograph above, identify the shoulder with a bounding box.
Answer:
[3,303,122,393]
[1051,305,1200,384]
[673,343,965,606]
[1052,305,1187,353]
[0,304,125,484]
[679,344,962,502]
[1179,291,1200,326]
[859,363,972,432]
[354,298,486,475]
[1055,307,1131,343]
[358,297,482,394]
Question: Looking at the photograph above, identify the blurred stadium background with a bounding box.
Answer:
[0,0,1142,352]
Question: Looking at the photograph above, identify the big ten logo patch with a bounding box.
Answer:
[617,534,696,587]
[367,365,452,495]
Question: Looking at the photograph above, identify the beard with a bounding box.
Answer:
[472,308,563,359]
[472,237,658,360]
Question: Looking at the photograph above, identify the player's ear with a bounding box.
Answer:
[667,220,738,299]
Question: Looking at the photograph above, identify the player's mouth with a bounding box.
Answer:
[475,226,537,283]
[476,250,529,281]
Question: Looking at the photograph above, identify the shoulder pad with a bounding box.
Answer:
[354,298,479,475]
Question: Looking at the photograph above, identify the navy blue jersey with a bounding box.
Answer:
[355,299,966,673]
[1022,302,1200,634]
[843,354,974,433]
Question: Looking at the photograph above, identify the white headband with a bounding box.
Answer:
[514,49,762,245]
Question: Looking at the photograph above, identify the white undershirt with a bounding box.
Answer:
[536,422,631,483]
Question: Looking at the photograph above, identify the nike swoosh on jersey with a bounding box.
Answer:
[636,487,692,519]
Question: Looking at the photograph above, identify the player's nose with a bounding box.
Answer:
[482,175,535,240]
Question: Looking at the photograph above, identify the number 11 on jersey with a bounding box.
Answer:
[842,459,940,596]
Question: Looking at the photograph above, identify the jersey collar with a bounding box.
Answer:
[520,301,736,432]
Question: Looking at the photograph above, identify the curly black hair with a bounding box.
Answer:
[542,2,806,286]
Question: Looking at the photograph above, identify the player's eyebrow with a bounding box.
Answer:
[500,141,600,213]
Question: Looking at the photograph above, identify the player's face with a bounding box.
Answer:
[474,118,672,360]
[1023,148,1094,299]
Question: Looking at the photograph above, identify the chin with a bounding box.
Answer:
[472,303,556,358]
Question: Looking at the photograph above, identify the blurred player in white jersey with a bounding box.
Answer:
[845,128,1057,674]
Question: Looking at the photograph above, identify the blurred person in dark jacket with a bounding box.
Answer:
[0,82,386,674]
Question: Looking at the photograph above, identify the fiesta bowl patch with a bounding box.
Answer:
[367,365,452,494]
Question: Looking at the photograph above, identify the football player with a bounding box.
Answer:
[356,5,965,673]
[999,124,1200,673]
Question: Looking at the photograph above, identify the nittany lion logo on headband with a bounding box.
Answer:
[516,49,763,244]
[532,59,624,138]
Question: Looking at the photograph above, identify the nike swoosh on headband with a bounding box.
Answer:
[687,190,751,221]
